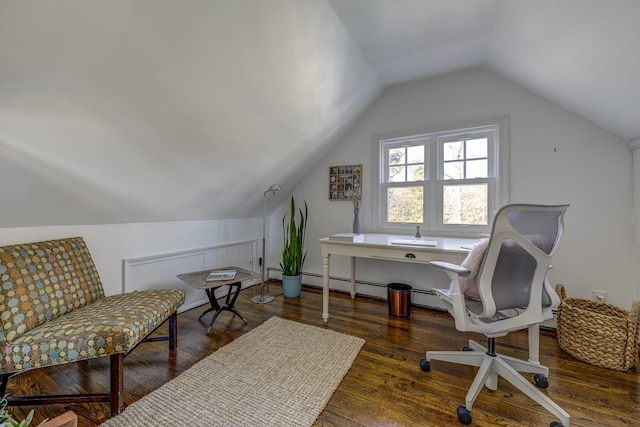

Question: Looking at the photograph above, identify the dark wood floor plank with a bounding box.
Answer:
[4,282,639,426]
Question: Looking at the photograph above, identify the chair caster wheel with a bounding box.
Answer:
[534,373,549,389]
[420,358,431,372]
[550,421,564,427]
[462,346,473,351]
[457,405,472,425]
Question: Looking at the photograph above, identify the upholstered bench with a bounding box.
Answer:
[0,237,185,416]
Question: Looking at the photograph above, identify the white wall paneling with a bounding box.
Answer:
[123,240,256,313]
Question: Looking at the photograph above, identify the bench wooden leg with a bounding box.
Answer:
[169,311,178,351]
[110,353,124,416]
[0,373,9,397]
[141,310,179,352]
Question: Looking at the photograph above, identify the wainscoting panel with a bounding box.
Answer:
[123,240,256,312]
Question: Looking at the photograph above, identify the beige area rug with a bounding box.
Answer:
[101,316,365,427]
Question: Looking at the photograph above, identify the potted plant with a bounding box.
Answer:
[280,196,308,298]
[0,395,44,427]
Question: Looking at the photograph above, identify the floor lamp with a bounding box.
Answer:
[251,184,280,304]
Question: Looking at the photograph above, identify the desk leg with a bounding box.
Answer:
[322,254,330,322]
[350,256,356,299]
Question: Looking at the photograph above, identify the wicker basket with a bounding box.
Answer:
[555,284,640,371]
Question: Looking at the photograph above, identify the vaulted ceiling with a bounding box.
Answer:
[1,1,638,227]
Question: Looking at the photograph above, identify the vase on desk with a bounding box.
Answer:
[353,210,361,234]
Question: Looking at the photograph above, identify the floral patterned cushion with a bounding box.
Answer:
[0,237,185,374]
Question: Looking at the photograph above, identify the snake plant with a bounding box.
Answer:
[280,197,308,277]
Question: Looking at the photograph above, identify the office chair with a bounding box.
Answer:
[420,204,570,427]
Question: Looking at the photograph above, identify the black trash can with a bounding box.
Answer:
[387,283,412,317]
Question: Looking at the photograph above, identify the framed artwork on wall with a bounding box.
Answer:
[329,164,362,201]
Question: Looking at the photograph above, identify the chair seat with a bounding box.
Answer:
[433,287,484,316]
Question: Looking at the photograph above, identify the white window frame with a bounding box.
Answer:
[372,117,509,237]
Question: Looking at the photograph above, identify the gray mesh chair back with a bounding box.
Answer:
[475,204,568,316]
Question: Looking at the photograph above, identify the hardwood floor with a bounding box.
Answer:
[5,282,640,426]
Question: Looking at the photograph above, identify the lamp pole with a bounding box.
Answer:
[251,184,280,304]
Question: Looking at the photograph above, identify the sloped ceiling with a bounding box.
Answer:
[0,0,638,227]
[0,0,381,226]
[332,0,640,141]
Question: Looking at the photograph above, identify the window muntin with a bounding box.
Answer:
[440,134,491,226]
[381,140,428,226]
[387,144,425,183]
[443,138,488,180]
[375,119,508,235]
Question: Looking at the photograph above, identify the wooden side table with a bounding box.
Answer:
[177,266,260,333]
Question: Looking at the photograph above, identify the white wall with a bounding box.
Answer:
[0,218,261,297]
[2,68,632,312]
[631,139,640,301]
[272,68,635,309]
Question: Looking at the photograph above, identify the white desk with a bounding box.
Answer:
[319,233,481,322]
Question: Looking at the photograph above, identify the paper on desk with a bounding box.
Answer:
[390,238,437,247]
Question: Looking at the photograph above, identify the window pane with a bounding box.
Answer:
[389,166,405,182]
[407,164,424,181]
[388,187,423,223]
[443,161,463,180]
[407,145,424,163]
[443,141,463,161]
[389,148,405,165]
[466,159,487,178]
[466,138,487,159]
[443,184,488,225]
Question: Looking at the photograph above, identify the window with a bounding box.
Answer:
[374,118,509,236]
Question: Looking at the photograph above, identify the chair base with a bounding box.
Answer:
[425,339,570,426]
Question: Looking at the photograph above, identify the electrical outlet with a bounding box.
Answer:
[592,290,607,302]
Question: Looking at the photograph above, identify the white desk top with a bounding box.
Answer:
[319,233,482,254]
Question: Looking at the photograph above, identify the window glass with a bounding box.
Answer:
[389,148,404,165]
[466,138,487,158]
[407,145,424,163]
[375,119,507,234]
[467,159,487,178]
[388,187,423,223]
[389,166,405,182]
[443,184,488,225]
[443,161,463,180]
[407,164,424,181]
[443,141,463,161]
[387,144,425,182]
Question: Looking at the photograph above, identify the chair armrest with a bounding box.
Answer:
[430,261,472,332]
[431,261,471,277]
